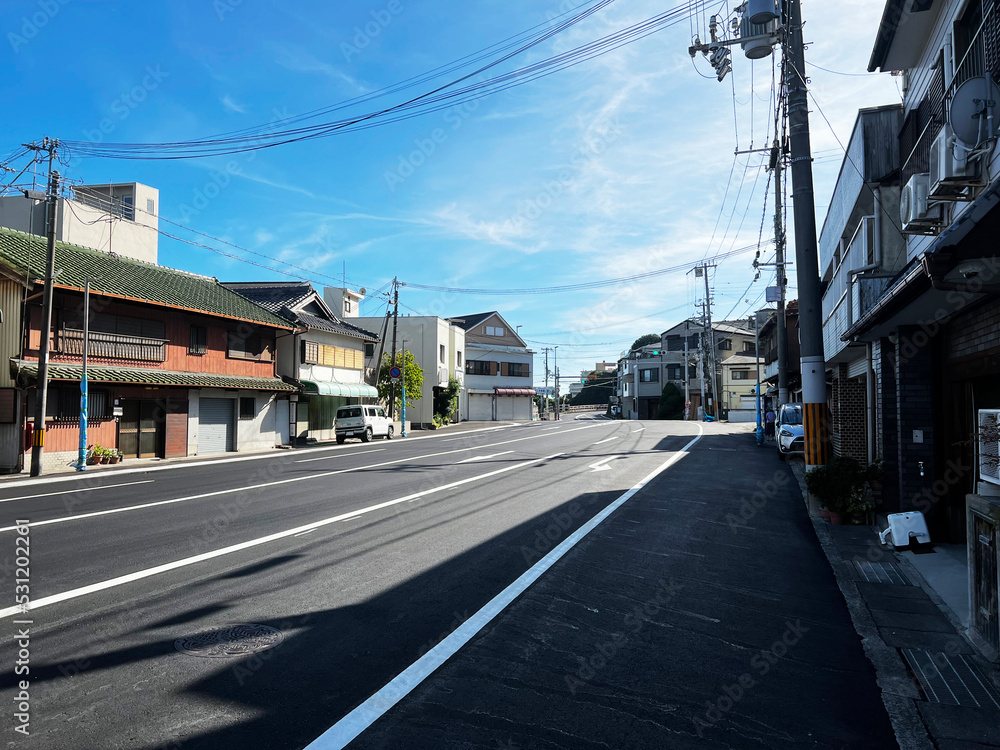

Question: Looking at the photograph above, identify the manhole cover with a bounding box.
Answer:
[175,624,283,658]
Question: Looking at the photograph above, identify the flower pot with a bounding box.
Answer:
[109,456,120,464]
[87,457,98,466]
[827,511,845,525]
[100,456,110,464]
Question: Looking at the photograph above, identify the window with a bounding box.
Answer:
[466,360,491,375]
[229,332,273,361]
[146,198,155,215]
[239,397,256,420]
[457,351,463,367]
[302,340,320,364]
[485,325,505,336]
[344,299,352,314]
[364,342,375,358]
[376,407,386,418]
[666,364,682,381]
[507,362,527,377]
[86,313,165,339]
[731,370,751,381]
[639,368,658,383]
[34,387,111,421]
[440,344,446,364]
[719,339,732,351]
[743,341,756,354]
[189,325,207,355]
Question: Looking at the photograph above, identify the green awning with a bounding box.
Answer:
[11,359,298,392]
[300,380,378,398]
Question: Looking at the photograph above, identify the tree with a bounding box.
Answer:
[434,376,461,421]
[377,350,423,418]
[570,372,615,406]
[657,382,684,420]
[631,333,660,351]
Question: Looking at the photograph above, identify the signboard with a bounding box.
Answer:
[112,406,124,417]
[389,366,402,383]
[765,285,781,303]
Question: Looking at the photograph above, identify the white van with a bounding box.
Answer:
[335,405,393,443]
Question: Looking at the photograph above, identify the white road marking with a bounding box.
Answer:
[302,425,705,750]
[0,480,154,504]
[293,529,316,537]
[588,456,617,472]
[0,424,520,492]
[631,427,645,433]
[0,453,564,620]
[0,424,607,534]
[457,451,514,464]
[593,436,620,445]
[295,449,385,464]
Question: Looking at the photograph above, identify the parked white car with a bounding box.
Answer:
[335,405,393,443]
[776,403,804,460]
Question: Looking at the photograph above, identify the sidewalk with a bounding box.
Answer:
[790,461,1000,750]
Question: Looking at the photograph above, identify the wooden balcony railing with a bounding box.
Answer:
[57,328,168,363]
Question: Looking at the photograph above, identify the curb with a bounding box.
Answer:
[791,467,933,750]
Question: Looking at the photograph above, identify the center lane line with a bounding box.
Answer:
[592,436,620,445]
[0,452,564,620]
[0,423,607,533]
[457,451,513,463]
[0,480,154,504]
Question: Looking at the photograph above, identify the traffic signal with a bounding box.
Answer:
[709,44,732,82]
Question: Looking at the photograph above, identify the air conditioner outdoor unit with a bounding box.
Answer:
[900,173,942,235]
[928,128,981,200]
[979,409,1000,486]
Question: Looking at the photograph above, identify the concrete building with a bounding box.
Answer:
[449,312,534,421]
[353,313,465,428]
[0,182,159,263]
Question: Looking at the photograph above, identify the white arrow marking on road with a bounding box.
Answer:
[593,436,620,445]
[303,424,705,750]
[457,451,513,463]
[588,456,617,472]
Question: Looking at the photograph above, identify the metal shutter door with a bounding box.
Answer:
[200,398,234,453]
[496,396,515,421]
[469,394,493,421]
[512,396,532,421]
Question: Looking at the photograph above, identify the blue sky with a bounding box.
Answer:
[1,0,900,382]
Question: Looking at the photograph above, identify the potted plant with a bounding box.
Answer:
[98,445,110,464]
[108,449,120,464]
[86,445,98,466]
[805,456,870,525]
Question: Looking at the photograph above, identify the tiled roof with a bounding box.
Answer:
[10,359,297,391]
[0,227,292,329]
[295,311,379,341]
[224,282,379,341]
[449,312,498,330]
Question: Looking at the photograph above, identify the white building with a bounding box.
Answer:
[449,312,534,421]
[0,182,159,263]
[353,312,465,428]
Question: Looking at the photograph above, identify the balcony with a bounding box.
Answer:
[57,328,168,363]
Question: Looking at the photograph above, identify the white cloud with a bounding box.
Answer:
[220,95,246,114]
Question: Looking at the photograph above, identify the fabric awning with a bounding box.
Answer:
[10,359,298,391]
[300,380,378,398]
[495,387,536,396]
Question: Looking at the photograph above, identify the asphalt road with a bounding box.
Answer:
[0,418,896,750]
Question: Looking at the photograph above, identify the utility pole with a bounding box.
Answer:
[784,0,828,467]
[772,136,790,408]
[553,347,560,421]
[389,278,399,421]
[683,322,690,420]
[76,277,93,471]
[543,347,550,419]
[701,264,718,419]
[29,138,59,477]
[698,330,707,420]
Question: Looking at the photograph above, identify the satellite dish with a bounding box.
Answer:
[949,75,1000,148]
[358,287,366,295]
